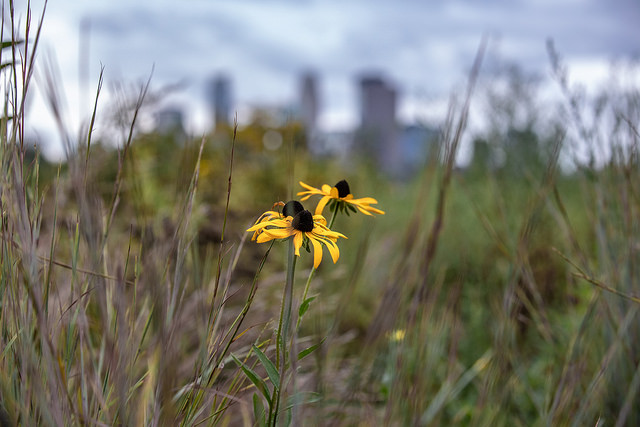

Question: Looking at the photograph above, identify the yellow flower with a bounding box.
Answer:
[388,329,406,342]
[246,201,347,268]
[298,180,385,216]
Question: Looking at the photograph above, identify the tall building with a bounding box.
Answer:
[299,71,320,150]
[356,75,399,172]
[209,74,232,128]
[299,71,318,131]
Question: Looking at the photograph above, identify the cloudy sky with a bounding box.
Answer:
[12,0,640,159]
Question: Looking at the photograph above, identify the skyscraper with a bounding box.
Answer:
[209,74,232,128]
[299,71,318,132]
[356,75,399,172]
[299,71,319,150]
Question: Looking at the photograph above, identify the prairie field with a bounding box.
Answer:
[1,5,640,427]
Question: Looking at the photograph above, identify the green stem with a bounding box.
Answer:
[298,207,339,324]
[271,237,297,426]
[282,238,297,356]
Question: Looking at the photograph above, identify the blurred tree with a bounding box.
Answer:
[471,63,560,176]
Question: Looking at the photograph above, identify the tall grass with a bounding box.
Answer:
[1,3,640,426]
[0,5,275,425]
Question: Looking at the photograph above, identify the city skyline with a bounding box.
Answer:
[9,0,640,160]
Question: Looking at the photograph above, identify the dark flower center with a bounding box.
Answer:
[292,210,314,232]
[335,180,351,198]
[283,200,304,217]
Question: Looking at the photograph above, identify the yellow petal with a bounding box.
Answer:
[321,184,332,194]
[249,210,283,227]
[309,235,323,268]
[247,224,262,232]
[322,237,340,263]
[312,214,327,226]
[293,231,303,256]
[312,234,340,263]
[266,219,291,227]
[299,181,317,192]
[348,200,384,215]
[367,206,385,215]
[249,218,289,232]
[353,197,379,204]
[315,226,346,240]
[247,220,271,232]
[335,231,347,239]
[314,196,331,216]
[258,227,289,238]
[256,233,275,243]
[355,205,374,216]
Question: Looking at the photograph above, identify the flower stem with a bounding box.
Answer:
[282,238,297,354]
[272,237,297,426]
[297,207,339,329]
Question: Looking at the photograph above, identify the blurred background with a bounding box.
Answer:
[20,0,640,166]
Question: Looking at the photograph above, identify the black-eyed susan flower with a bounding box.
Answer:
[246,201,347,268]
[298,180,385,216]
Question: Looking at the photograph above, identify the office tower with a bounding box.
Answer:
[210,74,232,128]
[299,71,318,133]
[357,75,399,172]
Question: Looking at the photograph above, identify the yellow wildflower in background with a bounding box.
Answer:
[298,180,385,216]
[388,329,406,342]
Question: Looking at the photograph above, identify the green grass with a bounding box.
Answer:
[2,4,640,426]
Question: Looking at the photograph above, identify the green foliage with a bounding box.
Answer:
[231,353,274,406]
